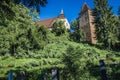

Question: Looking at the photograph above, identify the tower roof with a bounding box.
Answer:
[80,2,90,13]
[58,9,65,19]
[60,9,64,14]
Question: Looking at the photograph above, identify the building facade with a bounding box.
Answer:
[36,10,70,30]
[78,3,96,44]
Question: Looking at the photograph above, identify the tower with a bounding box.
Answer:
[58,9,70,29]
[58,9,65,19]
[78,3,96,44]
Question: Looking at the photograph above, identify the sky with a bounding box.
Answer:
[40,0,120,23]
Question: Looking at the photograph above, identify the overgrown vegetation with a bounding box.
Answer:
[0,0,120,80]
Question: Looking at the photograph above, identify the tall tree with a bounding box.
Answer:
[93,0,117,49]
[52,19,66,36]
[117,6,120,40]
[70,19,86,42]
[0,0,47,22]
[0,3,48,56]
[62,46,81,80]
[71,19,79,31]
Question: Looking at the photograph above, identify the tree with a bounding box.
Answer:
[62,46,81,80]
[71,19,79,31]
[93,0,118,49]
[0,0,47,22]
[0,3,48,56]
[52,19,66,36]
[0,0,47,12]
[70,19,86,42]
[117,6,120,40]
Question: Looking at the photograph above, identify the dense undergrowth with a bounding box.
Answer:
[0,2,120,80]
[0,36,120,80]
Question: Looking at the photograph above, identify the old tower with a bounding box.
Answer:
[78,3,96,44]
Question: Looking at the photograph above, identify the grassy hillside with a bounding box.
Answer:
[0,36,120,79]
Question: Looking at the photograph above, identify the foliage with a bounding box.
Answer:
[115,6,120,49]
[93,0,118,49]
[62,46,82,80]
[0,39,120,79]
[52,19,67,36]
[0,3,48,56]
[0,0,120,80]
[71,19,79,30]
[62,44,120,80]
[118,7,120,40]
[70,19,86,42]
[0,0,47,12]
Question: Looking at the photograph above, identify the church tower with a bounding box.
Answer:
[58,9,65,19]
[78,3,96,44]
[58,9,70,29]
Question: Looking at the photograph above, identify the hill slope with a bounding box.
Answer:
[0,36,120,79]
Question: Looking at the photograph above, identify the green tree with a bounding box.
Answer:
[62,46,100,80]
[62,46,81,80]
[70,19,86,42]
[71,19,79,31]
[93,0,118,49]
[52,19,66,36]
[117,6,120,40]
[0,3,48,56]
[0,0,47,12]
[0,0,47,23]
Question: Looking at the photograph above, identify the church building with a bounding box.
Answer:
[78,3,96,44]
[36,10,70,30]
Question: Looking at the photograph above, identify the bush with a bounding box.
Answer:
[24,63,31,69]
[0,64,3,68]
[8,62,15,67]
[30,61,39,67]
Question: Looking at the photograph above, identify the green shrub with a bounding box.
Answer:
[24,63,31,68]
[0,64,3,68]
[30,61,39,67]
[8,62,15,67]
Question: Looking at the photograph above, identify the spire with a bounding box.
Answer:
[58,9,65,19]
[80,2,90,13]
[60,9,64,14]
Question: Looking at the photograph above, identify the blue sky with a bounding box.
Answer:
[40,0,120,23]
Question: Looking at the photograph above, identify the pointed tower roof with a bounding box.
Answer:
[80,2,90,13]
[60,9,64,14]
[58,9,65,19]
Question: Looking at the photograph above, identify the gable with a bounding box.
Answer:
[81,3,90,13]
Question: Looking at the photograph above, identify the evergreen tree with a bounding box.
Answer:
[71,19,79,31]
[0,0,47,12]
[70,19,86,42]
[117,6,120,40]
[93,0,118,49]
[62,46,81,80]
[52,19,66,36]
[0,3,48,56]
[0,0,47,22]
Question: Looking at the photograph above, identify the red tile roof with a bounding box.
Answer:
[36,11,66,28]
[36,18,57,28]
